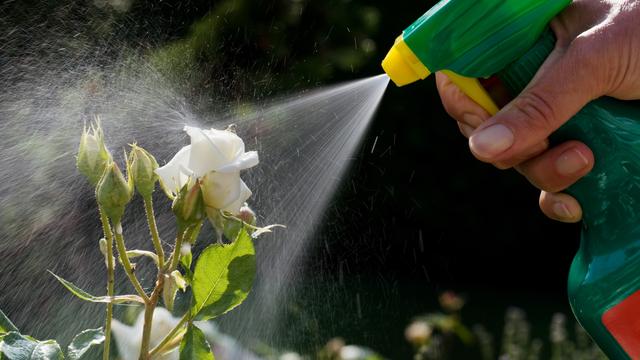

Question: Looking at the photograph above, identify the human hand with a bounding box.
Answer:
[436,0,640,223]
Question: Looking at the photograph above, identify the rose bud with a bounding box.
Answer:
[77,121,112,186]
[96,162,133,223]
[237,205,256,225]
[172,180,205,229]
[128,144,159,198]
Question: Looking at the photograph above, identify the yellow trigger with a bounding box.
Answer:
[442,70,499,116]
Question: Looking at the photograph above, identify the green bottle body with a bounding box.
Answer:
[500,30,640,359]
[399,1,640,358]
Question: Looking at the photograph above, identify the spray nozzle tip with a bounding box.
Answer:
[382,36,430,87]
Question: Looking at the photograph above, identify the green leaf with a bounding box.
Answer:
[66,329,104,360]
[0,310,18,334]
[0,332,63,360]
[190,228,256,321]
[179,325,214,360]
[49,272,144,304]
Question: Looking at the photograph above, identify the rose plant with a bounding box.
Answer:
[0,120,280,360]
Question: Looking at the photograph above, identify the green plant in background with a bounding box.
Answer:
[258,338,384,360]
[0,120,281,360]
[405,291,473,360]
[405,292,607,360]
[147,0,381,98]
[316,338,383,360]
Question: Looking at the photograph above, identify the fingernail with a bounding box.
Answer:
[469,124,514,158]
[463,113,484,127]
[556,148,589,176]
[553,202,574,219]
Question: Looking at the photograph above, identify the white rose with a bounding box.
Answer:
[156,126,259,215]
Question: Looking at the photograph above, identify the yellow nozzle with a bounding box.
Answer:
[382,35,431,87]
[382,35,500,115]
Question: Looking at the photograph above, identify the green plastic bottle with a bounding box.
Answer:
[382,1,640,358]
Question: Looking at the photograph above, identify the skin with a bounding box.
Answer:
[436,0,640,223]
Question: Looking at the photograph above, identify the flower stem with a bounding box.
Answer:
[139,223,196,358]
[143,196,164,269]
[138,272,165,360]
[99,208,115,360]
[114,222,150,302]
[149,313,189,357]
[168,227,188,273]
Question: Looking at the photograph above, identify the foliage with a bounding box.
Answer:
[0,122,276,360]
[66,329,105,360]
[0,0,598,358]
[0,332,64,360]
[49,272,144,305]
[258,292,607,360]
[0,310,18,334]
[178,325,215,360]
[0,326,104,360]
[191,229,256,321]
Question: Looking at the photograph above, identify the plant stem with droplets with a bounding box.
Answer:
[168,226,187,273]
[114,222,149,302]
[139,222,197,358]
[138,272,165,360]
[143,196,164,269]
[99,208,115,360]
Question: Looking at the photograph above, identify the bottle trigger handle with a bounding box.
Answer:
[442,70,500,116]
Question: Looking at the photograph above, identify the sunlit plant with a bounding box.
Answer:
[0,119,280,360]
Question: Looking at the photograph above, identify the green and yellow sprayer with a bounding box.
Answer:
[381,0,640,358]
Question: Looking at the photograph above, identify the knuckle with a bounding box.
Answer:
[525,173,564,193]
[519,161,564,193]
[440,93,470,122]
[542,182,566,193]
[441,99,458,119]
[550,18,573,49]
[567,27,619,96]
[511,90,557,132]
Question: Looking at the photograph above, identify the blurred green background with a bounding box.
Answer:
[1,0,584,358]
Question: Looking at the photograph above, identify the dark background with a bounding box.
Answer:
[1,0,582,357]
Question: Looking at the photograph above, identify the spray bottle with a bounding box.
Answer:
[382,1,640,358]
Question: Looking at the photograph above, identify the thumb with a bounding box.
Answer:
[468,41,601,165]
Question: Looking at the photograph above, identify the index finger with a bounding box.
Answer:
[435,72,491,127]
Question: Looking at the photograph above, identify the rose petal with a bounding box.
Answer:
[222,179,252,214]
[185,126,228,176]
[148,308,182,346]
[216,151,259,173]
[201,171,242,211]
[204,128,246,159]
[155,145,192,193]
[111,317,143,360]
